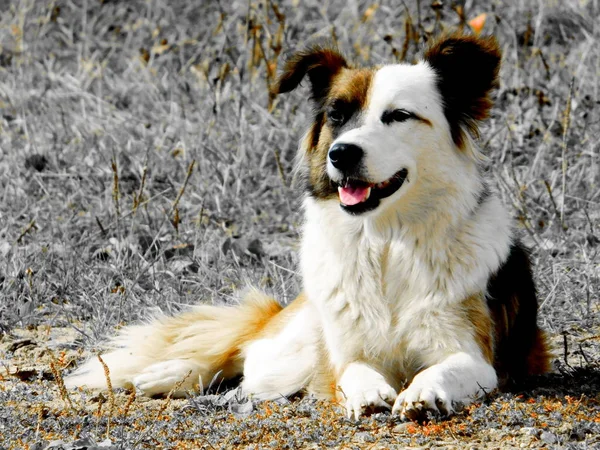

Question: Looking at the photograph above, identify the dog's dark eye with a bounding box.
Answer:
[381,109,414,125]
[328,109,345,125]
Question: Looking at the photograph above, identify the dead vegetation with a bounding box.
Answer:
[0,0,599,448]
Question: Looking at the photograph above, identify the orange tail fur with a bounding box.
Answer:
[65,290,282,394]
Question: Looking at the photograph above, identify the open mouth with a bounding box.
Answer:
[337,168,409,215]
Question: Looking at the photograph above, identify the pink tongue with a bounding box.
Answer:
[338,185,371,206]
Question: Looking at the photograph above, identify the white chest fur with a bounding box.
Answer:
[300,195,512,379]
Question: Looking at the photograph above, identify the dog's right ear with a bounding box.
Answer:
[272,46,348,104]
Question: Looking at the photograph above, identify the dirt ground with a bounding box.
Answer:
[1,0,599,448]
[0,325,598,448]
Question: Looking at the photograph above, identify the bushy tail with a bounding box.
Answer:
[65,290,283,394]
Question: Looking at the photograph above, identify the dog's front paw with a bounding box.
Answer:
[392,373,453,422]
[133,359,199,397]
[338,362,397,420]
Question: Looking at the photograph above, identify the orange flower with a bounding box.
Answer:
[468,13,487,35]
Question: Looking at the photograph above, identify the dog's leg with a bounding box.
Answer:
[241,296,327,400]
[392,352,497,421]
[338,362,397,420]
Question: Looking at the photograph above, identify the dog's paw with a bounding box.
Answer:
[133,359,199,397]
[392,373,453,422]
[338,363,397,420]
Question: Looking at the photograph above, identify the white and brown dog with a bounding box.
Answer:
[66,32,551,421]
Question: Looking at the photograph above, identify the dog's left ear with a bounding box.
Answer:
[424,33,501,149]
[272,46,348,105]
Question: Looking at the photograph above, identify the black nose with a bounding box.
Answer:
[328,143,363,171]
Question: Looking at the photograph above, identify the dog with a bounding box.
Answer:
[66,32,551,421]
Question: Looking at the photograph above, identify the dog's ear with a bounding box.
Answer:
[424,33,501,148]
[272,46,348,104]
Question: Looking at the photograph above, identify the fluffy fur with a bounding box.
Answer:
[66,32,551,422]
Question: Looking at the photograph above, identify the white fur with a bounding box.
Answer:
[392,352,497,419]
[338,362,397,420]
[133,359,202,397]
[67,57,513,421]
[241,302,321,399]
[328,63,444,187]
[303,61,511,418]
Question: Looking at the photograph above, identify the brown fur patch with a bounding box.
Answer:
[162,290,283,379]
[303,67,374,200]
[301,112,337,200]
[308,351,337,399]
[487,243,552,384]
[274,46,375,200]
[463,293,494,364]
[327,67,374,109]
[258,293,307,337]
[526,329,552,375]
[273,46,347,104]
[424,32,501,149]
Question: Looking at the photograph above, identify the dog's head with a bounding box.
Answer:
[274,33,501,217]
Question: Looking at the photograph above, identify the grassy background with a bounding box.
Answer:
[0,0,599,448]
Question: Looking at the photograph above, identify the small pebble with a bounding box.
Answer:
[354,431,375,443]
[392,422,411,433]
[540,431,558,445]
[520,427,539,437]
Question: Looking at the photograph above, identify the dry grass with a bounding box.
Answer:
[0,0,599,448]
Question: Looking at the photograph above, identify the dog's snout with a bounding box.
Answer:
[328,143,363,172]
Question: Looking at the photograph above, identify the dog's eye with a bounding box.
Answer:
[328,109,345,125]
[381,109,414,125]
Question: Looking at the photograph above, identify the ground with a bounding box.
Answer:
[0,0,599,448]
